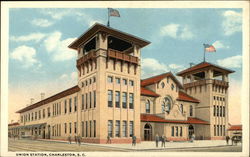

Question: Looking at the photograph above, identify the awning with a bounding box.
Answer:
[18,123,47,129]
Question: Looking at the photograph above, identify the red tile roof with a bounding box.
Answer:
[141,114,209,125]
[141,72,183,89]
[141,87,160,97]
[177,61,234,76]
[177,91,199,103]
[16,86,80,113]
[8,122,19,126]
[228,125,242,131]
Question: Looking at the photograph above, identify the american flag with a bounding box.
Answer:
[109,8,120,17]
[203,44,216,52]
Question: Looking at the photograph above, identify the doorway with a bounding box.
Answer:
[188,125,194,139]
[144,123,152,141]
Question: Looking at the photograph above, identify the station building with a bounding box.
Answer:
[9,23,234,143]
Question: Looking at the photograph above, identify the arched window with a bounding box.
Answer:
[161,82,165,88]
[145,100,150,113]
[189,105,193,116]
[162,97,172,113]
[180,104,183,114]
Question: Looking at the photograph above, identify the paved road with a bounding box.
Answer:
[8,138,242,152]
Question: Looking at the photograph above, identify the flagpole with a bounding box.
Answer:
[203,44,206,62]
[107,8,110,27]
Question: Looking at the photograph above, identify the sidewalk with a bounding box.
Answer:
[37,139,241,151]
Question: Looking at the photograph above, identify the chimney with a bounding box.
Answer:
[41,93,45,100]
[30,98,34,105]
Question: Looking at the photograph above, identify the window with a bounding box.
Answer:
[180,127,183,136]
[35,112,37,120]
[161,102,165,113]
[64,100,67,114]
[69,122,72,134]
[167,77,169,83]
[29,113,31,121]
[214,125,216,136]
[122,92,127,108]
[217,106,219,116]
[223,125,225,136]
[122,121,127,137]
[74,122,77,134]
[171,84,175,90]
[115,78,120,84]
[82,95,84,110]
[162,97,171,113]
[64,123,67,134]
[47,108,50,117]
[214,96,216,100]
[146,100,150,113]
[82,82,84,88]
[85,80,88,86]
[89,92,92,108]
[220,125,222,136]
[220,106,222,117]
[86,93,88,109]
[90,121,92,137]
[69,98,72,113]
[81,122,84,137]
[123,79,127,85]
[93,77,96,83]
[129,121,134,137]
[171,126,174,136]
[175,126,178,136]
[86,122,88,137]
[223,106,225,117]
[213,105,216,116]
[161,82,165,88]
[94,120,96,137]
[94,91,96,108]
[108,76,113,83]
[108,120,113,137]
[43,109,45,118]
[129,93,134,109]
[180,104,183,114]
[115,91,120,108]
[217,125,219,136]
[115,120,120,137]
[189,105,193,116]
[74,96,77,112]
[129,80,134,86]
[39,110,41,119]
[108,90,113,107]
[89,78,92,84]
[59,102,61,114]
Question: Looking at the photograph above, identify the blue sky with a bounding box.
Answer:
[8,8,243,124]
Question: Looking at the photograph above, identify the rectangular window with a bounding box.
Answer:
[108,90,113,107]
[115,120,120,137]
[94,120,96,137]
[217,125,219,136]
[129,121,134,137]
[115,78,120,84]
[121,92,127,109]
[64,100,67,114]
[86,121,88,137]
[122,121,127,137]
[220,125,223,136]
[81,122,84,137]
[90,121,92,137]
[47,108,50,117]
[223,125,225,136]
[108,76,113,83]
[74,96,77,112]
[69,98,72,113]
[223,106,225,117]
[93,77,96,83]
[59,102,61,115]
[129,93,134,109]
[94,91,96,108]
[86,93,88,109]
[108,120,113,137]
[214,125,216,136]
[175,126,178,136]
[180,127,183,136]
[35,112,37,120]
[115,91,120,108]
[171,126,174,137]
[69,122,72,134]
[74,122,77,134]
[213,105,216,116]
[129,80,134,86]
[123,79,127,85]
[64,123,67,134]
[82,95,84,110]
[43,109,45,118]
[220,106,222,117]
[217,106,219,116]
[89,92,92,108]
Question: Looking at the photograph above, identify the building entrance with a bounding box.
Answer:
[144,123,152,141]
[188,125,194,139]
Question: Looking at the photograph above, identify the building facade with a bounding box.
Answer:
[9,23,234,143]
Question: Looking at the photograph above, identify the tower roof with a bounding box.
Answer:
[176,61,235,76]
[68,23,150,50]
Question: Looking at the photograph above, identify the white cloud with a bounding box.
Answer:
[216,55,242,68]
[160,23,194,40]
[44,31,77,61]
[59,74,68,80]
[41,9,72,20]
[71,72,78,80]
[31,18,54,27]
[141,58,184,78]
[10,33,46,42]
[222,10,242,36]
[10,45,39,68]
[213,40,229,49]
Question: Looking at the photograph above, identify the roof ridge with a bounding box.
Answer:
[141,72,171,81]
